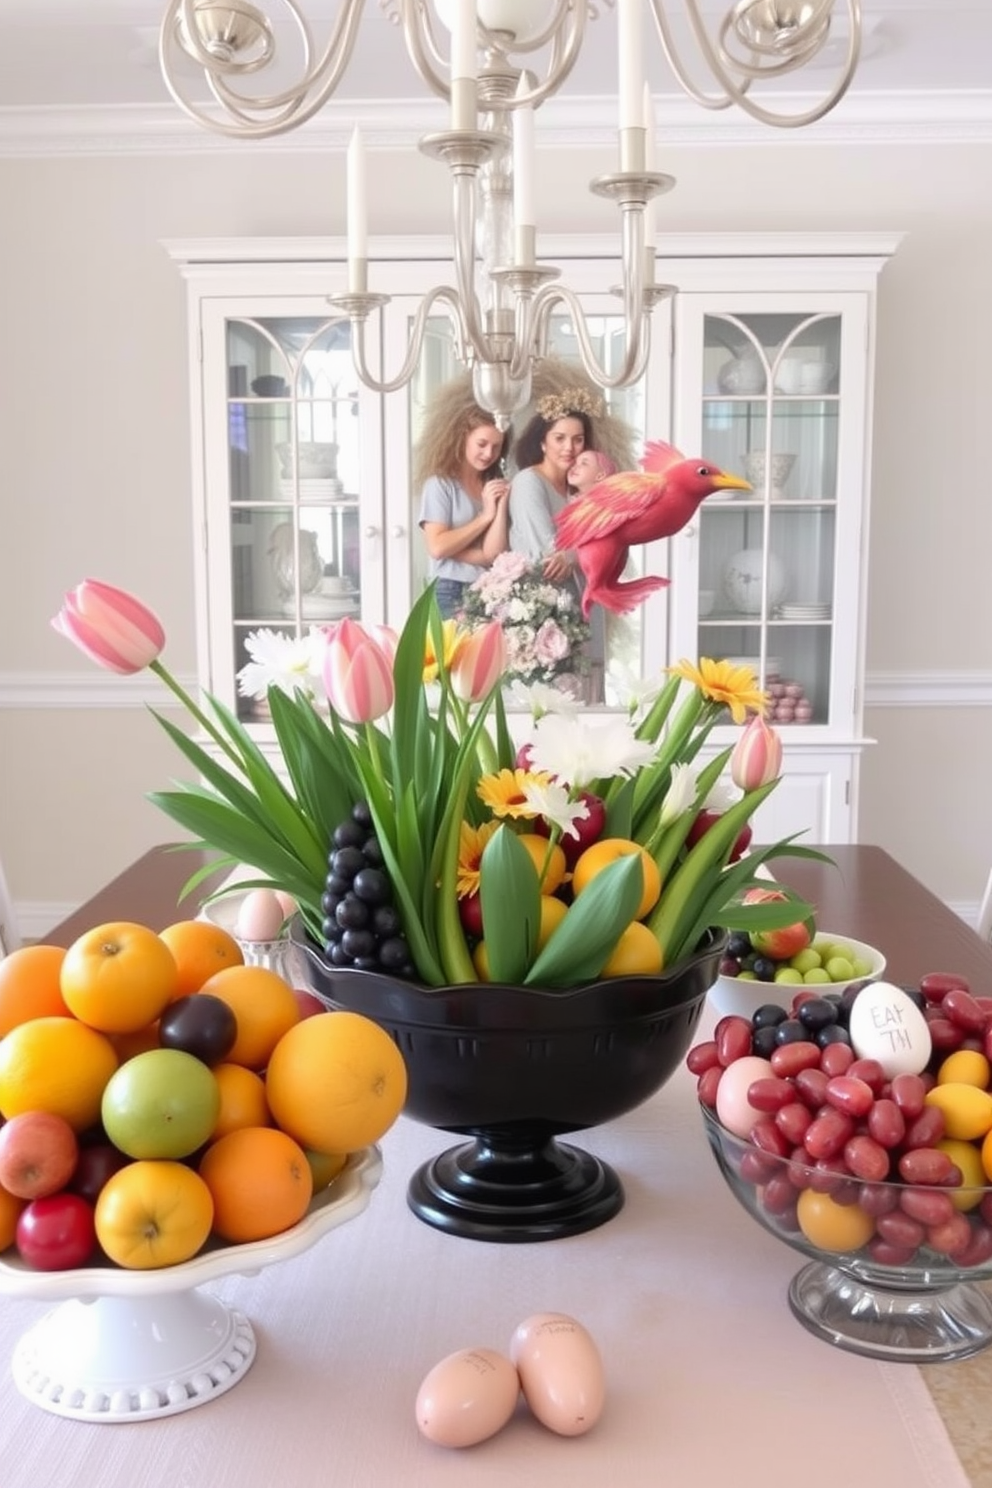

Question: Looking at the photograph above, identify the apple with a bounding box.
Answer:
[533,790,607,865]
[685,809,753,863]
[16,1192,97,1270]
[101,1049,221,1160]
[159,992,237,1065]
[457,892,484,939]
[292,988,326,1021]
[743,886,814,960]
[68,1141,131,1205]
[0,1110,79,1200]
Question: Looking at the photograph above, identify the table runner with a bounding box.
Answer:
[0,1019,970,1488]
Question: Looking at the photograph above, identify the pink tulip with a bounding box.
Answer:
[368,623,400,665]
[730,712,783,792]
[450,622,507,702]
[322,617,394,723]
[51,579,165,674]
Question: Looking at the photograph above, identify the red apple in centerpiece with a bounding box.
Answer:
[0,1110,79,1200]
[457,892,485,939]
[533,790,607,865]
[743,886,813,960]
[16,1191,97,1270]
[292,988,326,1021]
[685,809,752,863]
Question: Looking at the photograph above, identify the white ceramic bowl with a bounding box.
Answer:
[276,441,338,480]
[708,932,887,1019]
[743,450,796,496]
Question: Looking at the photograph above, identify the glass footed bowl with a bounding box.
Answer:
[0,1147,381,1423]
[293,925,723,1244]
[700,1105,992,1363]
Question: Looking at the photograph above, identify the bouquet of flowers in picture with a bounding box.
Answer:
[459,550,590,687]
[52,580,828,993]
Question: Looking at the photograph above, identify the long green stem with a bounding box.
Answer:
[149,658,242,768]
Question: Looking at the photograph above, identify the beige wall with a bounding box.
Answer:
[1,136,990,929]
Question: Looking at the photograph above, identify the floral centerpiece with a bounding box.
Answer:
[458,550,589,687]
[52,580,824,992]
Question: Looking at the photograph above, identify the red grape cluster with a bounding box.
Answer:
[689,972,992,1267]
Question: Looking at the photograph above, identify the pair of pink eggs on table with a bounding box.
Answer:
[417,1313,604,1449]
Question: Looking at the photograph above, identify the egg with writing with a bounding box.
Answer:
[509,1313,604,1437]
[415,1347,520,1448]
[715,1054,774,1138]
[234,888,286,943]
[848,980,932,1077]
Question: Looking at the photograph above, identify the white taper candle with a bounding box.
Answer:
[347,125,367,293]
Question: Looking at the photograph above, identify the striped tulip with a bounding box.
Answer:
[51,579,165,674]
[730,713,783,792]
[322,617,394,723]
[450,621,507,702]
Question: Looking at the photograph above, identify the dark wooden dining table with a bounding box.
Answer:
[5,845,987,1482]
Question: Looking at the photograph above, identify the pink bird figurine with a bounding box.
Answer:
[554,440,752,617]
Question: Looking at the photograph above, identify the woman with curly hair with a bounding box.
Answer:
[415,394,511,619]
[508,388,603,584]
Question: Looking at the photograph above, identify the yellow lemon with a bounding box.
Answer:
[925,1083,992,1142]
[515,834,567,895]
[600,921,664,978]
[937,1049,992,1090]
[796,1189,875,1253]
[537,895,568,950]
[571,839,661,921]
[938,1138,987,1209]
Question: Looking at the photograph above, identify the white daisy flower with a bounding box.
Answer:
[237,627,326,701]
[530,714,658,789]
[520,779,591,840]
[659,762,700,826]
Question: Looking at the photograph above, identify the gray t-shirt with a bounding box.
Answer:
[508,467,566,562]
[418,475,484,584]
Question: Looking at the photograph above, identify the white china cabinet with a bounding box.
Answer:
[167,233,897,844]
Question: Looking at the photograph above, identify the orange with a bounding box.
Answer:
[0,944,71,1036]
[159,919,244,999]
[571,838,662,921]
[0,1016,119,1131]
[600,920,664,977]
[537,895,568,950]
[60,921,179,1034]
[265,1011,407,1154]
[515,834,567,895]
[211,1062,272,1140]
[0,1187,27,1252]
[95,1160,215,1269]
[198,1126,313,1243]
[197,964,301,1070]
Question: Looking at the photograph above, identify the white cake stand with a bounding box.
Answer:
[0,1146,382,1423]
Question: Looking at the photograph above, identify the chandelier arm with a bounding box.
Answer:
[398,0,456,103]
[500,6,588,112]
[646,0,861,126]
[160,0,366,136]
[528,281,652,392]
[344,286,473,395]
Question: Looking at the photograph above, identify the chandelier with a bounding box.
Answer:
[159,1,863,422]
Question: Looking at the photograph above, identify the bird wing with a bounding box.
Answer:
[640,440,684,475]
[555,473,658,548]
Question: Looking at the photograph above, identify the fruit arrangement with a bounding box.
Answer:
[688,971,992,1266]
[715,888,879,988]
[0,915,407,1273]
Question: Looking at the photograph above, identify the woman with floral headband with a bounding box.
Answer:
[415,397,511,619]
[508,388,603,583]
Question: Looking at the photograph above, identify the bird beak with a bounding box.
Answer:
[712,474,752,494]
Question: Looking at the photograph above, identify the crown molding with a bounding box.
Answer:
[1,90,991,159]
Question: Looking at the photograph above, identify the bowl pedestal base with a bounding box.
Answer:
[408,1133,623,1243]
[788,1261,992,1363]
[12,1289,256,1422]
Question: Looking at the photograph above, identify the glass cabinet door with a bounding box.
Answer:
[671,298,868,736]
[201,303,386,720]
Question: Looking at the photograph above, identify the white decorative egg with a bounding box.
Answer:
[847,980,932,1077]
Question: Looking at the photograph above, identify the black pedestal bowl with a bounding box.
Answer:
[293,930,723,1243]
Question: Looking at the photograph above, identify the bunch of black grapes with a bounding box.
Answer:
[322,802,416,977]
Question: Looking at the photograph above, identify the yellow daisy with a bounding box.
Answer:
[668,657,768,724]
[476,768,552,819]
[422,618,467,684]
[457,820,501,898]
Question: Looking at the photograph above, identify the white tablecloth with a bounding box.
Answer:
[0,1039,969,1488]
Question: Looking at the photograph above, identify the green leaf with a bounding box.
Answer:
[604,777,634,840]
[479,827,542,985]
[524,853,644,988]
